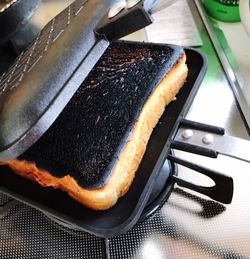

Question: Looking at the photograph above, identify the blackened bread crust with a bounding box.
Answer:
[1,43,188,210]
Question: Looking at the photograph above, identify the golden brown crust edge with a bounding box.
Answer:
[1,54,188,210]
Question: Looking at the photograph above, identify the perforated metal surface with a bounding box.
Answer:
[2,167,250,259]
[0,192,105,259]
[0,192,11,204]
[1,155,250,258]
[108,186,250,259]
[0,0,87,94]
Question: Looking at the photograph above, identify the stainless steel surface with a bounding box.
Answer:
[239,0,250,36]
[108,0,126,18]
[1,0,250,258]
[149,0,176,14]
[0,0,17,13]
[126,0,176,13]
[194,0,250,130]
[145,0,203,47]
[127,0,141,9]
[176,127,250,163]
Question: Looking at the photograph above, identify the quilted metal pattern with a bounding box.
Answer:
[0,0,87,94]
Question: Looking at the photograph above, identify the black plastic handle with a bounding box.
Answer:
[168,154,234,204]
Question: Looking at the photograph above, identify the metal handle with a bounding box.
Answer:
[172,119,250,163]
[168,154,234,204]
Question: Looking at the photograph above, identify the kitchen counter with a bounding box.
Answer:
[1,0,250,258]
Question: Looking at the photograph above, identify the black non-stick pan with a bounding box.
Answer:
[0,43,233,238]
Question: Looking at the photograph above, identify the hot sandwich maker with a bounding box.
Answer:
[0,0,248,237]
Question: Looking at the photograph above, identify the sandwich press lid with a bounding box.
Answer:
[0,0,164,160]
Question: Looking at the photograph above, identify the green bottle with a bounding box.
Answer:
[203,0,242,22]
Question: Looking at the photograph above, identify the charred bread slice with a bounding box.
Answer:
[1,42,188,210]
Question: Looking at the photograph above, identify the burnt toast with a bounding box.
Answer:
[1,42,188,210]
